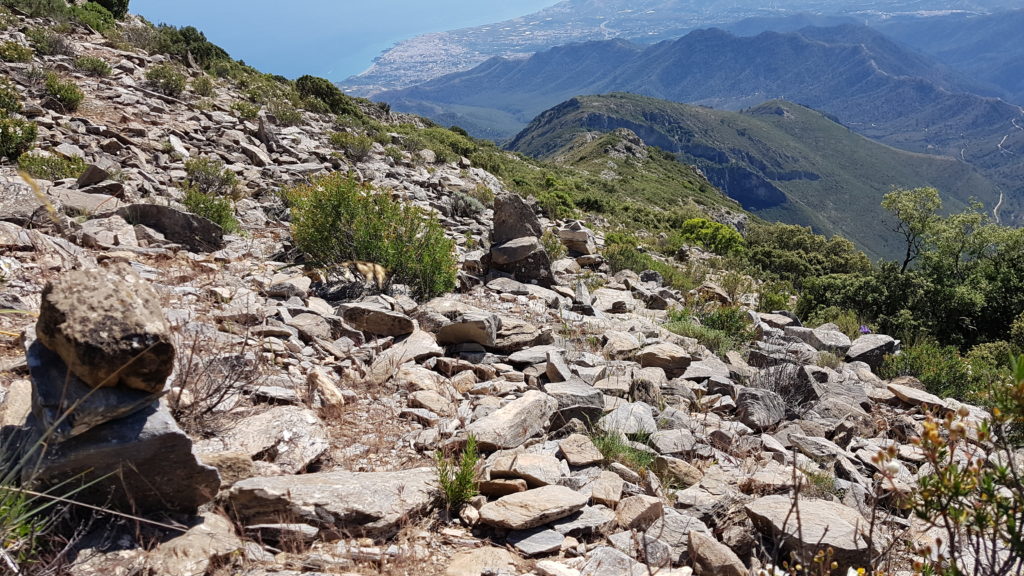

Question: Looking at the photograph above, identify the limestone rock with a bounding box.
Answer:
[845,334,898,370]
[437,312,500,347]
[688,530,746,576]
[445,546,517,576]
[206,406,328,474]
[339,303,415,337]
[492,193,542,244]
[466,390,557,450]
[559,433,604,467]
[479,485,588,530]
[227,468,435,540]
[735,387,786,431]
[637,342,692,379]
[615,495,662,530]
[745,495,874,570]
[491,452,563,487]
[35,266,173,393]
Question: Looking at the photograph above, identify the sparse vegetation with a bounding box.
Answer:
[17,152,86,180]
[145,63,187,98]
[74,55,111,76]
[0,116,36,160]
[329,131,373,161]
[43,71,83,112]
[180,156,240,233]
[0,40,32,62]
[666,304,754,355]
[191,74,215,97]
[26,27,74,56]
[434,434,480,516]
[591,430,656,472]
[287,172,458,299]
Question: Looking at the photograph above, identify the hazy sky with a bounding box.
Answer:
[131,0,559,81]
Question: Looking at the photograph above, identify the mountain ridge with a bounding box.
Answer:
[509,93,1001,258]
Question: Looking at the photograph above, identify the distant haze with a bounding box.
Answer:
[130,0,558,81]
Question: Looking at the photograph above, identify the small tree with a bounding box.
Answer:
[882,186,942,273]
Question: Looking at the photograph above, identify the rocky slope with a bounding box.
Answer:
[0,10,1005,576]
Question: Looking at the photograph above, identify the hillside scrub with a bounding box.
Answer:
[286,173,457,300]
[798,189,1024,350]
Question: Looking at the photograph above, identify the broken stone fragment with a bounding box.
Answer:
[35,265,174,393]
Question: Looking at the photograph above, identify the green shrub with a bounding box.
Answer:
[182,188,238,233]
[286,172,458,300]
[3,0,70,19]
[541,229,567,260]
[145,63,186,97]
[677,217,745,256]
[603,243,695,291]
[295,75,362,117]
[43,72,83,112]
[230,100,259,121]
[152,25,229,69]
[805,306,864,339]
[880,341,974,400]
[757,280,792,312]
[434,434,479,515]
[17,153,86,180]
[0,41,32,62]
[666,305,752,356]
[268,98,302,126]
[74,55,111,76]
[93,0,128,19]
[191,74,215,97]
[0,79,21,114]
[26,27,74,56]
[71,2,115,32]
[329,131,373,160]
[384,144,404,162]
[184,156,237,197]
[0,116,36,159]
[450,191,485,218]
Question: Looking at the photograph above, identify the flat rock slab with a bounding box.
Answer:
[339,303,414,337]
[559,433,604,466]
[745,495,874,570]
[445,546,517,576]
[35,266,173,393]
[636,342,692,379]
[227,467,436,540]
[466,390,557,450]
[887,382,946,410]
[508,528,565,556]
[491,452,563,487]
[203,406,328,474]
[117,204,225,253]
[479,485,588,530]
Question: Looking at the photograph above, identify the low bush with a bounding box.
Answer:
[71,1,115,32]
[191,74,215,97]
[17,153,86,180]
[286,173,458,299]
[0,79,21,114]
[450,191,486,218]
[93,0,128,19]
[184,156,238,197]
[230,100,259,121]
[757,280,792,312]
[296,74,363,117]
[43,72,83,112]
[591,430,656,472]
[666,305,753,355]
[676,217,745,256]
[182,187,238,233]
[0,41,32,62]
[880,340,974,400]
[268,98,302,126]
[541,229,567,260]
[329,131,373,161]
[74,55,111,76]
[804,305,869,340]
[145,63,186,97]
[0,116,37,159]
[604,243,695,291]
[26,27,74,56]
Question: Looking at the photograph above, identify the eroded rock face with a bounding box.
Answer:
[35,266,174,393]
[492,193,542,244]
[24,399,220,515]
